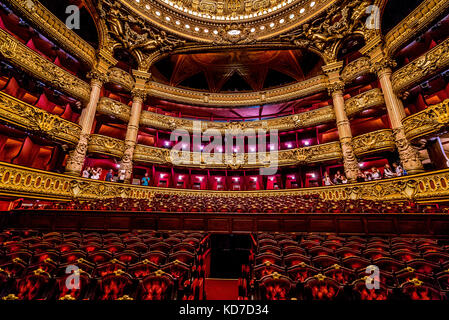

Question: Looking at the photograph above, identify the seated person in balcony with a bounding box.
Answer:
[364,171,372,181]
[118,169,126,183]
[322,172,333,186]
[105,169,114,182]
[82,167,91,179]
[141,173,151,186]
[341,176,348,184]
[333,171,343,184]
[393,163,405,177]
[91,168,102,180]
[383,164,395,179]
[356,171,366,183]
[371,167,382,180]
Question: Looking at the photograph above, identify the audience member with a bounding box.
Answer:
[105,169,114,182]
[82,167,91,179]
[118,169,126,183]
[383,164,395,179]
[371,167,382,180]
[333,171,343,184]
[141,173,151,186]
[322,172,333,186]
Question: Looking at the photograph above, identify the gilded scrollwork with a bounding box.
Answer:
[0,29,91,102]
[87,135,126,158]
[107,68,135,92]
[6,0,96,68]
[98,0,185,70]
[280,0,373,61]
[391,38,449,94]
[0,91,81,145]
[402,99,449,142]
[2,161,449,202]
[341,57,371,83]
[97,97,132,122]
[352,129,395,157]
[385,0,449,57]
[345,88,385,116]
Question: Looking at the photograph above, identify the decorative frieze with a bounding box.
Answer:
[345,88,385,116]
[6,0,96,67]
[391,38,449,94]
[0,91,81,145]
[2,161,449,202]
[403,99,449,141]
[352,129,396,157]
[0,28,91,102]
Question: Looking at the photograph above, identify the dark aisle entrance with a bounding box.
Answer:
[209,234,252,278]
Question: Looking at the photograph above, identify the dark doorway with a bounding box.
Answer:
[209,234,252,278]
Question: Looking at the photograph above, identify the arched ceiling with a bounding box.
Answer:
[151,48,324,92]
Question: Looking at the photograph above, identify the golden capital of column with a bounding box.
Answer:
[370,57,397,78]
[327,81,345,96]
[87,70,108,87]
[131,88,147,102]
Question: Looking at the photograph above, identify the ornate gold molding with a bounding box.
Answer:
[341,57,371,83]
[0,92,81,145]
[87,135,125,158]
[6,0,96,67]
[133,141,342,169]
[98,88,383,134]
[345,88,385,116]
[352,129,395,157]
[107,68,135,92]
[385,0,449,57]
[97,97,131,122]
[403,99,449,142]
[0,28,91,102]
[145,75,327,107]
[391,37,449,94]
[1,161,449,202]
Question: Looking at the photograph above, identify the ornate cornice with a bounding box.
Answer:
[352,129,395,157]
[0,92,81,145]
[5,0,96,68]
[2,161,449,202]
[391,37,449,94]
[345,88,385,116]
[341,57,371,83]
[0,28,91,102]
[145,75,327,107]
[385,0,449,57]
[87,134,125,158]
[402,99,449,142]
[107,68,135,92]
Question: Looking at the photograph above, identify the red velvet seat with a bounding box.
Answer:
[258,273,293,300]
[303,274,341,300]
[138,273,175,300]
[96,271,134,300]
[352,278,390,300]
[400,279,443,300]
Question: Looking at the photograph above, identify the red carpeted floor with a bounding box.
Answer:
[205,278,239,300]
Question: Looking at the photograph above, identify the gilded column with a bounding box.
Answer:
[65,71,106,175]
[367,44,424,174]
[323,62,360,181]
[65,49,117,176]
[119,70,150,183]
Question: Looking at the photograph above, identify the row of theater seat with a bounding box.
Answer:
[238,233,449,300]
[0,230,209,300]
[13,195,447,214]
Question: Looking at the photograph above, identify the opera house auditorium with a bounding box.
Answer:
[1,0,449,303]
